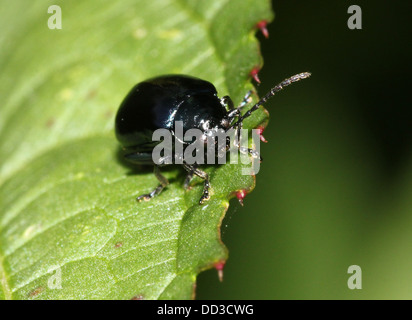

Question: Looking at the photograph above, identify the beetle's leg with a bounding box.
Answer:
[236,130,262,161]
[225,91,254,128]
[183,172,194,190]
[230,122,262,161]
[223,90,252,113]
[183,164,197,190]
[226,90,260,160]
[137,165,169,202]
[239,145,262,161]
[227,91,254,124]
[182,163,210,204]
[227,108,241,122]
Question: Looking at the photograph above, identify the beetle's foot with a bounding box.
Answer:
[183,177,193,191]
[137,193,153,202]
[136,185,162,202]
[136,166,169,204]
[198,180,211,204]
[183,168,196,190]
[199,193,210,205]
[239,146,262,162]
[182,163,210,205]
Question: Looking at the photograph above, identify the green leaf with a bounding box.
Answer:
[0,0,273,299]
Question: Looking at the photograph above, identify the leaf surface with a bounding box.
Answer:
[0,0,273,299]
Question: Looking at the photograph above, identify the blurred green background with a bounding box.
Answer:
[197,0,412,299]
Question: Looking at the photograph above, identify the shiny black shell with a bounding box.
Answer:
[115,75,228,154]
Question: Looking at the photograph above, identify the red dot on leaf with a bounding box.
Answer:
[256,126,268,143]
[236,190,247,206]
[256,20,269,38]
[249,67,261,84]
[214,261,226,282]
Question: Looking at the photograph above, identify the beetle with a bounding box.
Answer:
[115,73,311,204]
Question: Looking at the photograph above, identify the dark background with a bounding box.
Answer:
[197,0,412,299]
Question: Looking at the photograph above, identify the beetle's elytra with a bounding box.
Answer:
[115,73,311,204]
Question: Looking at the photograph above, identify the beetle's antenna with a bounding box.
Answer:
[230,72,311,129]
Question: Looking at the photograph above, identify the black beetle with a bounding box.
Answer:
[115,73,311,204]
